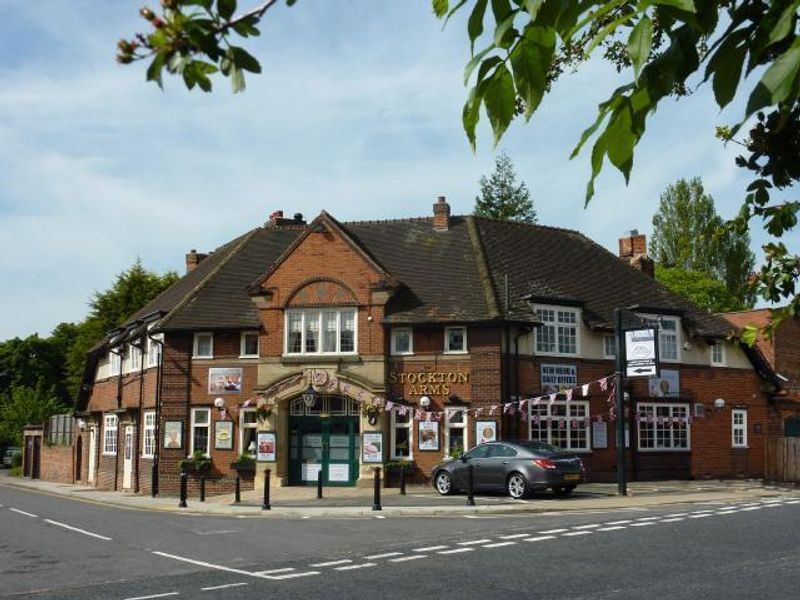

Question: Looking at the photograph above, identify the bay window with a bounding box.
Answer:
[284,308,357,355]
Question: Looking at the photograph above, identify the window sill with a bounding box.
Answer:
[391,352,414,357]
[534,351,579,358]
[636,448,691,453]
[101,452,117,457]
[192,355,214,360]
[443,350,468,355]
[281,355,361,365]
[239,355,260,359]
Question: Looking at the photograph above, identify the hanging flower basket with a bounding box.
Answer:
[256,404,272,420]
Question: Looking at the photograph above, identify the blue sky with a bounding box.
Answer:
[0,1,794,340]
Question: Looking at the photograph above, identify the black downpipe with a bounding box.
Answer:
[147,330,165,497]
[110,347,124,492]
[134,335,145,494]
[503,325,512,439]
[185,345,192,457]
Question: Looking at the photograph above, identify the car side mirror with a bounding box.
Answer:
[460,455,468,463]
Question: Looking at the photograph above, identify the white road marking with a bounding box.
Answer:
[597,526,626,532]
[539,528,569,534]
[9,508,38,518]
[635,517,660,521]
[310,560,352,567]
[786,500,800,505]
[604,520,632,525]
[43,519,112,541]
[762,503,782,508]
[124,594,179,600]
[335,563,376,571]
[662,513,688,518]
[629,522,655,527]
[498,533,531,539]
[413,545,448,552]
[152,551,273,579]
[364,552,403,560]
[741,506,763,511]
[483,541,516,548]
[689,514,712,519]
[390,555,427,563]
[195,530,240,536]
[573,524,602,529]
[458,539,492,546]
[374,515,386,519]
[716,510,738,515]
[524,535,556,542]
[438,548,474,555]
[562,531,593,537]
[201,583,248,592]
[271,571,320,580]
[660,518,685,523]
[463,515,497,519]
[255,568,294,575]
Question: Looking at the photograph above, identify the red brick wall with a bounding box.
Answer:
[39,444,74,484]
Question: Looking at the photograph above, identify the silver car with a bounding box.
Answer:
[432,441,585,499]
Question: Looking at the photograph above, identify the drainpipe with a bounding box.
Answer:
[109,347,124,491]
[514,326,533,413]
[133,333,146,494]
[147,330,165,497]
[504,325,512,439]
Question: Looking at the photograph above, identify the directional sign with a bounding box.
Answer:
[624,328,659,378]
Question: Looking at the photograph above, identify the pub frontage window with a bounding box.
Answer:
[637,403,690,450]
[391,407,413,459]
[191,408,211,456]
[445,407,467,457]
[529,401,590,451]
[240,409,258,455]
[285,308,357,355]
[391,328,413,355]
[444,326,467,354]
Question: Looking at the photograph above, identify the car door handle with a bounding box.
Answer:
[502,461,509,465]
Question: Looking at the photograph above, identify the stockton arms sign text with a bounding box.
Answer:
[388,371,469,396]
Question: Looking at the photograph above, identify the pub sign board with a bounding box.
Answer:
[624,327,660,378]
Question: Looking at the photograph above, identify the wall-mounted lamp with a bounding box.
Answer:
[77,419,86,430]
[419,395,431,409]
[302,384,317,408]
[713,398,726,411]
[213,397,225,410]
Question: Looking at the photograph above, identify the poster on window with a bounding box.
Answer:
[208,368,242,394]
[648,369,680,398]
[163,421,183,449]
[362,432,383,463]
[476,420,497,445]
[214,421,233,450]
[257,432,276,462]
[592,421,608,449]
[329,464,350,482]
[418,421,439,451]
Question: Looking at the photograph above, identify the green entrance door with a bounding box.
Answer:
[289,416,360,486]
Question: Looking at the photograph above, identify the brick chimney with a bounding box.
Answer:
[185,249,208,274]
[618,230,654,277]
[433,196,451,232]
[266,209,307,229]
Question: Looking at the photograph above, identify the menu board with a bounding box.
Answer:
[329,464,350,482]
[362,433,383,463]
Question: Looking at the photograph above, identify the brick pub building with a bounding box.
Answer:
[25,198,800,495]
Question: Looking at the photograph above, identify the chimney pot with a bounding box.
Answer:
[618,231,653,277]
[433,195,451,232]
[185,249,209,274]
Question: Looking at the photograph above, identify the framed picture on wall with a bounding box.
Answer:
[214,421,234,450]
[362,432,383,463]
[208,367,243,395]
[476,420,497,445]
[418,421,439,451]
[257,432,276,462]
[163,421,183,449]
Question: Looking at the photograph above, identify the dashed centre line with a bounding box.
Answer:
[604,520,632,525]
[390,555,427,563]
[201,583,248,592]
[335,563,376,571]
[597,526,627,532]
[660,518,685,523]
[364,552,403,560]
[524,535,556,542]
[271,571,320,580]
[458,539,492,546]
[414,545,448,552]
[438,548,474,555]
[539,528,569,534]
[629,522,655,527]
[9,508,38,518]
[562,531,593,537]
[43,519,112,541]
[310,560,351,568]
[483,541,517,548]
[124,594,179,600]
[573,524,602,529]
[499,533,532,539]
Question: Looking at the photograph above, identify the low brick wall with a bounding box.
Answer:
[39,444,74,484]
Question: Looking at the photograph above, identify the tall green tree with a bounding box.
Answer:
[0,382,66,446]
[474,151,536,223]
[116,1,800,338]
[651,177,756,308]
[0,334,73,405]
[655,265,745,314]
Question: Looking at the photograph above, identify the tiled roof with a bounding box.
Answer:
[112,212,733,337]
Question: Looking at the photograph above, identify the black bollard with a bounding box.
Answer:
[151,462,158,497]
[317,468,323,499]
[179,471,188,508]
[466,464,475,506]
[372,467,382,511]
[399,464,406,495]
[262,469,271,511]
[235,475,241,504]
[200,475,206,502]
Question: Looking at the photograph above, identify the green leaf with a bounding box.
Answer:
[432,0,448,18]
[603,101,635,182]
[441,0,467,27]
[462,85,482,151]
[740,324,758,347]
[474,55,503,86]
[509,24,555,119]
[521,0,542,18]
[585,136,606,203]
[230,46,262,73]
[491,0,513,22]
[464,45,496,85]
[745,38,800,117]
[146,53,167,89]
[765,1,800,49]
[468,0,489,52]
[231,66,246,93]
[651,0,696,13]
[217,0,237,22]
[627,16,653,82]
[483,63,516,146]
[703,29,748,109]
[494,11,518,48]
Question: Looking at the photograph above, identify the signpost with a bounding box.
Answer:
[614,309,660,496]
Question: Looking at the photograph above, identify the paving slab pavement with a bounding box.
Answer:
[0,470,795,518]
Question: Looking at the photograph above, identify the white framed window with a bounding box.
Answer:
[284,308,357,355]
[240,409,258,456]
[190,408,211,456]
[637,403,690,451]
[193,332,214,358]
[444,326,467,354]
[711,342,726,366]
[390,407,413,460]
[128,344,142,372]
[445,407,467,457]
[534,306,580,355]
[541,364,577,393]
[732,409,748,448]
[103,414,118,455]
[240,332,260,358]
[639,314,681,362]
[146,334,162,368]
[528,401,590,451]
[109,350,122,376]
[142,411,156,458]
[391,327,414,355]
[603,335,616,359]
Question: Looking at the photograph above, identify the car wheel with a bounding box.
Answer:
[507,472,529,499]
[552,485,576,497]
[434,471,454,496]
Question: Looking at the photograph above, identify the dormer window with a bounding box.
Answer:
[534,305,580,356]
